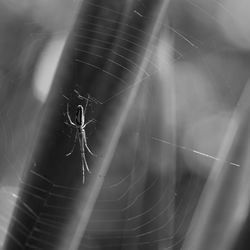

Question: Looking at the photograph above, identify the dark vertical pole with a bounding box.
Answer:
[3,0,167,249]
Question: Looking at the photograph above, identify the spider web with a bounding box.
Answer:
[0,0,247,250]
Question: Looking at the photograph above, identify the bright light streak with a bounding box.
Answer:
[33,34,66,103]
[183,79,250,250]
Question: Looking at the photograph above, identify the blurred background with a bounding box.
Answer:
[1,0,250,249]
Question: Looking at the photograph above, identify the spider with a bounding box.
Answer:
[65,97,95,183]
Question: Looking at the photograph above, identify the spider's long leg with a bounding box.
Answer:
[84,94,90,114]
[82,119,95,129]
[65,132,77,156]
[78,137,87,184]
[82,174,85,184]
[67,103,76,126]
[79,162,85,184]
[83,130,96,156]
[82,151,91,174]
[64,121,75,127]
[79,135,91,174]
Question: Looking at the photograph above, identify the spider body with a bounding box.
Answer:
[66,102,95,183]
[75,105,84,126]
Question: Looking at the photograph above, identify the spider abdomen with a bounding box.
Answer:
[75,105,85,126]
